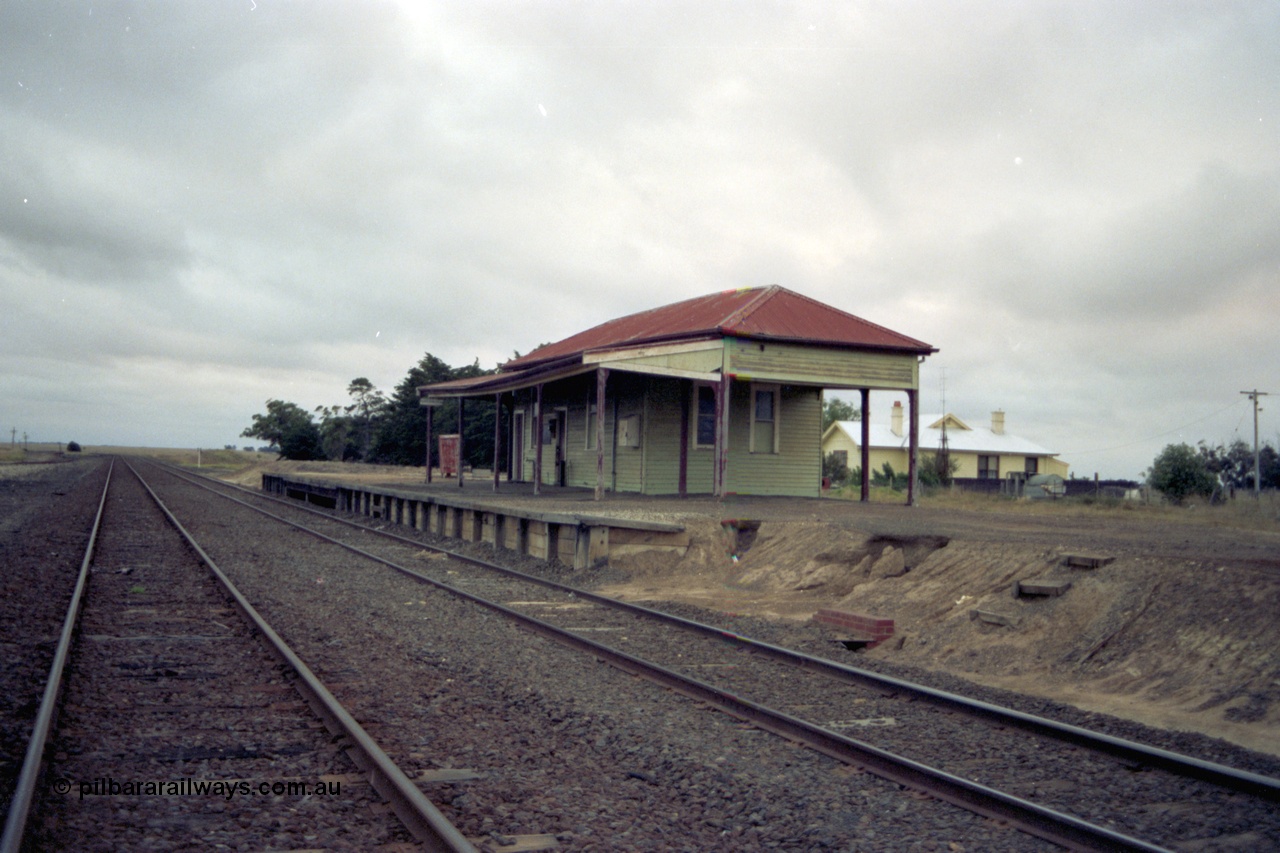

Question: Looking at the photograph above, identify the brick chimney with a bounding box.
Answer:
[891,401,903,437]
[991,410,1005,435]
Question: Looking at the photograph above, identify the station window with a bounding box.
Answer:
[750,383,780,454]
[694,384,716,448]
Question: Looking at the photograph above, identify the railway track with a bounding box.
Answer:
[142,461,1280,852]
[2,460,473,852]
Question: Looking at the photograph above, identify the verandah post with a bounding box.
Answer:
[533,384,543,496]
[424,403,433,484]
[493,392,502,492]
[595,368,608,501]
[860,388,870,503]
[906,388,919,506]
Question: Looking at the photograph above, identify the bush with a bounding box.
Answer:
[66,441,82,452]
[1148,443,1216,504]
[872,462,908,490]
[823,452,851,487]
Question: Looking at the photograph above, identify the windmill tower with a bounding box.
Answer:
[936,370,952,486]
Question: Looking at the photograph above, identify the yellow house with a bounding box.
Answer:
[822,405,1069,481]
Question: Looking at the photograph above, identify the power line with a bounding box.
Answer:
[1058,397,1249,456]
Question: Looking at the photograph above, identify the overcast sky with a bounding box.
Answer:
[3,1,1277,480]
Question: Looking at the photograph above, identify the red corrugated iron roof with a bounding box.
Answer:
[418,286,936,398]
[505,285,935,369]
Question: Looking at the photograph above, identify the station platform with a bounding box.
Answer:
[261,472,694,569]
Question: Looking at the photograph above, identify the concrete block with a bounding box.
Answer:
[969,609,1017,628]
[573,525,609,570]
[1063,553,1114,569]
[461,509,482,542]
[528,521,551,561]
[1017,578,1072,598]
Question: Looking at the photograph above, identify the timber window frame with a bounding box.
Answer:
[978,455,999,479]
[749,382,780,454]
[584,397,598,450]
[693,383,717,449]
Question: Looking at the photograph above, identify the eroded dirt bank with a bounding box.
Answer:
[599,518,1280,757]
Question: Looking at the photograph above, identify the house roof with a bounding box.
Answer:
[505,285,935,370]
[825,413,1059,457]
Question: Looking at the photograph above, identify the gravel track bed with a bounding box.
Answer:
[144,463,1053,851]
[1,459,107,816]
[178,470,1280,851]
[392,572,1280,849]
[25,464,414,851]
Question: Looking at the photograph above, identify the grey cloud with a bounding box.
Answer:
[0,131,188,283]
[1,1,1276,472]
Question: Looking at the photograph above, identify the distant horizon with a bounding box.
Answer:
[8,436,1274,487]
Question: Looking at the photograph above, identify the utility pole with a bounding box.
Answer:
[1241,390,1270,498]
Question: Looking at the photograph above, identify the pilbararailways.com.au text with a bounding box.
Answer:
[62,777,342,801]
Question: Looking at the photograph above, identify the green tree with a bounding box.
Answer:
[371,353,456,467]
[822,396,860,431]
[823,451,850,486]
[871,461,908,490]
[314,404,355,461]
[241,400,323,460]
[1265,444,1280,489]
[1148,443,1216,504]
[1197,439,1280,492]
[369,353,498,470]
[920,452,958,488]
[345,377,388,461]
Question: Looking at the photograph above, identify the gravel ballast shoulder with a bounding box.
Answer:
[147,464,1056,851]
[1,460,108,814]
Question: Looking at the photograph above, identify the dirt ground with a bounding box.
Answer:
[599,517,1280,755]
[206,457,1280,758]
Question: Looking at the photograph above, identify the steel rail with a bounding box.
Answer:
[1,461,114,853]
[166,462,1280,801]
[150,463,1172,852]
[122,460,476,853]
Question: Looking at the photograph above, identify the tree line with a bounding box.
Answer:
[1147,439,1280,503]
[241,353,499,469]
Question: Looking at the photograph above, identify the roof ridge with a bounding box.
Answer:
[718,284,781,331]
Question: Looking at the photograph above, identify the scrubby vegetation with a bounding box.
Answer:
[1145,440,1279,504]
[243,353,498,468]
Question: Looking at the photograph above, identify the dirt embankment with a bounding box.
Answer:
[601,519,1280,757]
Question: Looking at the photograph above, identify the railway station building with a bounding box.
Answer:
[418,286,937,502]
